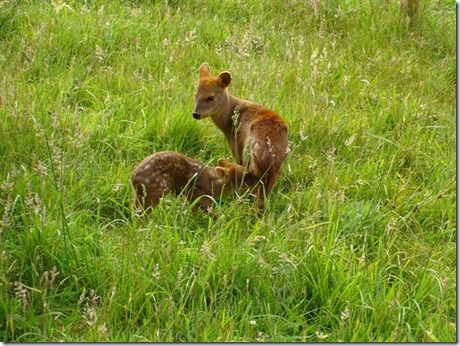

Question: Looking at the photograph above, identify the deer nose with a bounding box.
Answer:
[192,112,201,119]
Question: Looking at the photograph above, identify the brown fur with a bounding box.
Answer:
[131,151,246,214]
[192,62,289,210]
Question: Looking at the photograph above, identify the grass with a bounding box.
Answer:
[0,0,456,342]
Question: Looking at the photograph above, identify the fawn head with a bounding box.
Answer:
[193,62,232,120]
[215,158,246,191]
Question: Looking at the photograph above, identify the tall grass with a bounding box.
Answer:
[0,0,456,342]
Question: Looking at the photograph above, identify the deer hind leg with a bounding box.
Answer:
[248,162,278,213]
[255,175,275,212]
[133,181,167,215]
[242,172,268,213]
[133,183,147,215]
[256,185,266,212]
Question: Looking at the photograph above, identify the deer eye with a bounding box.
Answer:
[207,96,214,102]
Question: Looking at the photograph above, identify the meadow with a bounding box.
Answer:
[0,0,456,342]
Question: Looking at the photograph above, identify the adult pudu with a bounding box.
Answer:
[192,62,289,211]
[131,151,246,214]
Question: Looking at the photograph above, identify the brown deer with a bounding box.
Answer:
[192,62,289,211]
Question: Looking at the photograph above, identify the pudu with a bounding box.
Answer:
[131,151,246,213]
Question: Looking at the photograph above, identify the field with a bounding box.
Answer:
[0,0,456,342]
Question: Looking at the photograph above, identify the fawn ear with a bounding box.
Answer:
[199,62,211,78]
[216,166,227,178]
[217,72,232,88]
[217,158,231,167]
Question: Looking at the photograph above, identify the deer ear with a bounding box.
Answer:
[217,158,231,167]
[216,166,236,181]
[217,72,232,88]
[216,167,226,178]
[199,62,211,78]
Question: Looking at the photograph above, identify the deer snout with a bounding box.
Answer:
[192,112,201,119]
